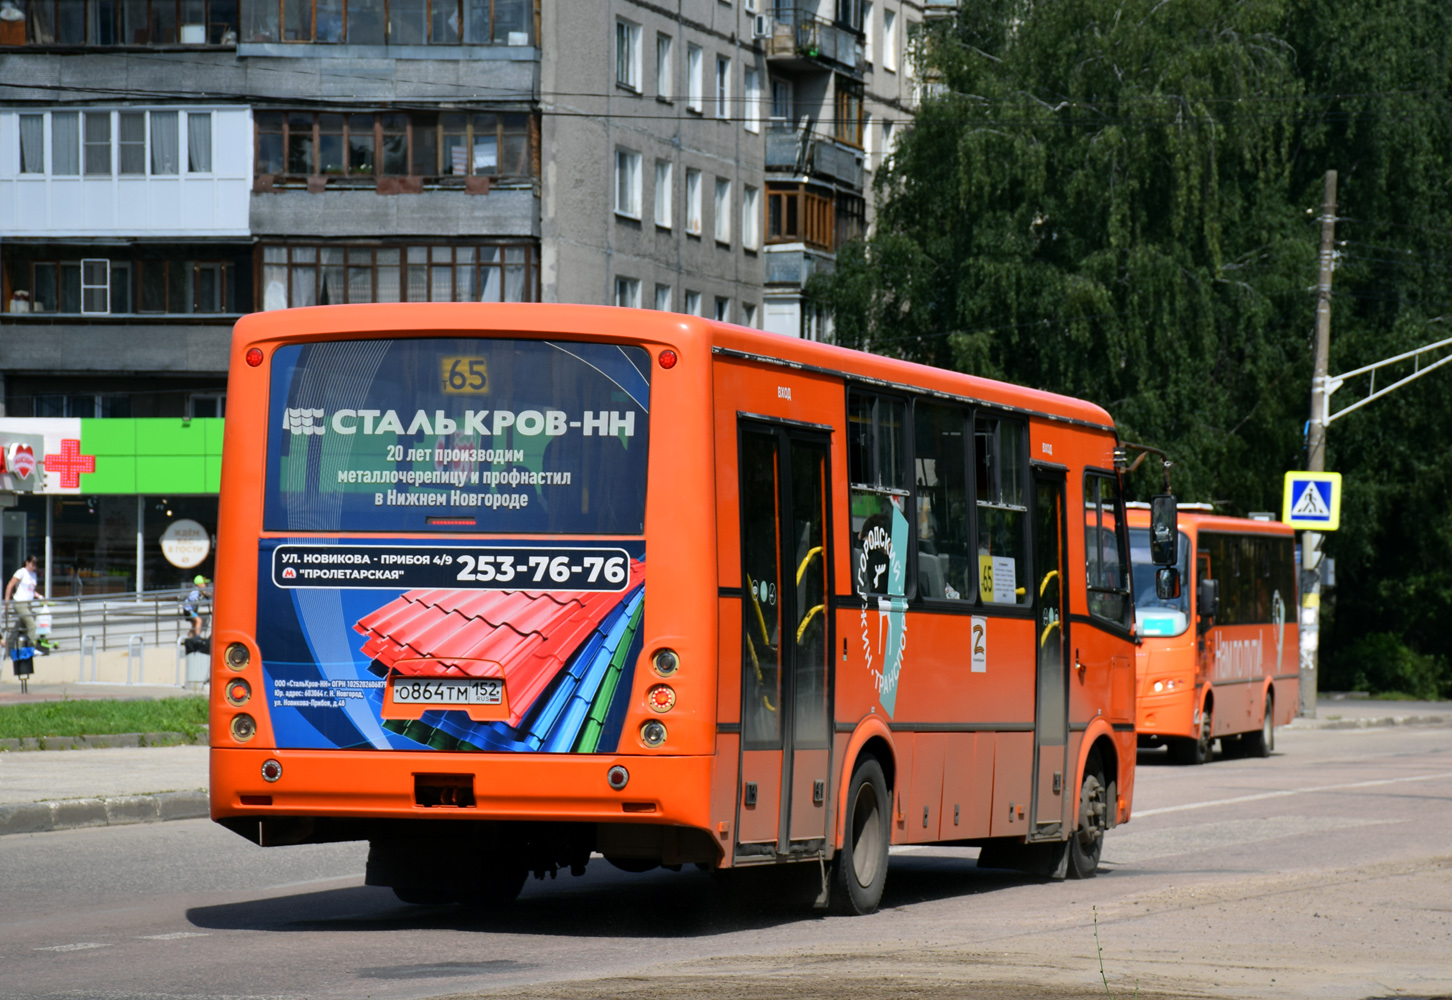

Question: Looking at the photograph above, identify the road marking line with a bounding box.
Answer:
[1136,770,1452,818]
[138,932,210,940]
[33,943,112,952]
[261,872,366,892]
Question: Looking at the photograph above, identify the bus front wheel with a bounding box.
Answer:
[829,756,890,915]
[1068,757,1108,879]
[1173,709,1214,765]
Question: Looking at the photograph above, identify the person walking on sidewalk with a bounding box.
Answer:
[3,554,40,652]
[182,575,210,640]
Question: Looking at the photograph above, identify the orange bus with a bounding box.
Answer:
[210,303,1142,913]
[1128,506,1299,764]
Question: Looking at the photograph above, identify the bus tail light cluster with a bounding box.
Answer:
[646,684,675,713]
[225,678,251,707]
[640,721,667,747]
[230,713,257,742]
[224,642,250,670]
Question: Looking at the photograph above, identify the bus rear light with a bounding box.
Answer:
[646,684,676,713]
[652,648,679,676]
[261,759,283,782]
[230,713,257,743]
[640,721,667,747]
[225,678,251,706]
[606,765,629,790]
[245,347,264,367]
[224,643,250,671]
[658,349,678,369]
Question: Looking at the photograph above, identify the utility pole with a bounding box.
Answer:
[1299,169,1337,719]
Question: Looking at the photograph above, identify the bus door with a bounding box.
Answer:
[1030,467,1070,839]
[736,420,833,857]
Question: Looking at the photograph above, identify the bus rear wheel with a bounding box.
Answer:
[1242,693,1274,758]
[829,756,890,915]
[1068,758,1108,879]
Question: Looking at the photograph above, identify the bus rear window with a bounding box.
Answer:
[264,338,650,534]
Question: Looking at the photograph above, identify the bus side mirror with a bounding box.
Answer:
[1149,494,1178,565]
[1198,578,1219,619]
[1155,567,1181,601]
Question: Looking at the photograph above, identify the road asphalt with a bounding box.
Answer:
[0,683,1448,838]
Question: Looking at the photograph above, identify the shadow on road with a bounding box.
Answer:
[185,853,1055,937]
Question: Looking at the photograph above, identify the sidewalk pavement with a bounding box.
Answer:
[0,691,1447,837]
[0,679,199,706]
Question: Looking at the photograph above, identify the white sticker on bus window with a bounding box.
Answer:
[971,617,987,672]
[992,556,1016,604]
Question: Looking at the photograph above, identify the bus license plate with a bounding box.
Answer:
[390,677,503,706]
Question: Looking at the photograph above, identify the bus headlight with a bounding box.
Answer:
[224,643,250,671]
[230,713,257,742]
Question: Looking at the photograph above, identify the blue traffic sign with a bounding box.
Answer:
[1282,471,1342,530]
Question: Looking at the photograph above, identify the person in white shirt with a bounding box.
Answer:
[4,554,40,651]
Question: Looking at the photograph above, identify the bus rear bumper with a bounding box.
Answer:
[210,747,714,830]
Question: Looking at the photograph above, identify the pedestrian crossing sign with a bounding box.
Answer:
[1282,471,1342,530]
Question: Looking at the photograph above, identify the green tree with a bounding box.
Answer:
[817,0,1452,684]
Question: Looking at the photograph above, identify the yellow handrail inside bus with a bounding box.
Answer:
[795,546,823,586]
[796,604,824,644]
[1038,570,1059,597]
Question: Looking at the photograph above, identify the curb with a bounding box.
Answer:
[0,727,209,752]
[1290,714,1452,730]
[0,789,208,837]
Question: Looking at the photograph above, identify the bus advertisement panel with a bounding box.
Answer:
[1129,507,1299,764]
[212,303,1140,914]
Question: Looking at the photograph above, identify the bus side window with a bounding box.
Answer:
[913,402,970,600]
[1083,471,1131,628]
[973,415,1029,606]
[848,389,910,598]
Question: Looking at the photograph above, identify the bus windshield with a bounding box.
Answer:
[1129,528,1191,637]
[264,338,650,534]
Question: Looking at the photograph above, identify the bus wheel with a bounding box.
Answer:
[459,864,528,907]
[1173,709,1214,765]
[1243,694,1274,758]
[829,756,890,915]
[1069,759,1108,879]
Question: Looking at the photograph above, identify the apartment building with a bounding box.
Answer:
[0,0,923,593]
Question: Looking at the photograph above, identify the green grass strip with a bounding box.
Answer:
[0,697,209,740]
[573,601,644,754]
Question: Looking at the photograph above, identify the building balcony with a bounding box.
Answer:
[764,244,835,288]
[922,0,959,18]
[761,8,863,75]
[765,127,864,190]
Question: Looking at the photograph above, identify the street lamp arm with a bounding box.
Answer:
[1325,333,1452,426]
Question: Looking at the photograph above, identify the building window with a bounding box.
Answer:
[654,159,673,229]
[254,110,536,183]
[863,1,873,63]
[150,111,180,174]
[258,242,537,308]
[742,184,760,250]
[864,113,875,170]
[713,178,731,244]
[656,33,673,100]
[715,55,731,120]
[187,113,213,172]
[770,79,792,121]
[881,118,896,167]
[742,302,757,328]
[190,394,227,418]
[883,8,897,71]
[687,44,704,112]
[744,68,761,133]
[18,115,45,173]
[615,276,641,308]
[242,0,532,45]
[836,192,865,247]
[5,248,243,316]
[80,259,110,314]
[14,0,240,46]
[616,19,642,90]
[714,296,729,322]
[835,78,864,147]
[835,0,861,29]
[51,112,79,175]
[685,290,702,316]
[84,112,111,175]
[766,182,834,250]
[685,167,703,235]
[615,149,642,219]
[654,283,672,311]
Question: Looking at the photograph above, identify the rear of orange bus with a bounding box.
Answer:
[210,304,722,902]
